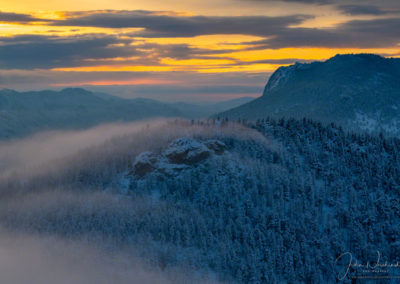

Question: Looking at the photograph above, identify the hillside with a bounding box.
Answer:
[0,88,252,139]
[0,88,184,139]
[219,54,400,136]
[1,119,399,283]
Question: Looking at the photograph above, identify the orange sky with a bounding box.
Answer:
[1,0,400,100]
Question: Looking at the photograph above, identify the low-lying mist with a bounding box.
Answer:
[0,119,267,284]
[0,229,174,284]
[0,189,223,284]
[0,120,165,175]
[0,119,268,194]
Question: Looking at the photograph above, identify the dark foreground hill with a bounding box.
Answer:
[0,119,399,283]
[219,54,400,136]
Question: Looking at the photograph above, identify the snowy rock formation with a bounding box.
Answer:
[131,138,226,177]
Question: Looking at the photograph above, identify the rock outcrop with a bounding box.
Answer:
[131,138,226,178]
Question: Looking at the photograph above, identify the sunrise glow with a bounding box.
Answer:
[1,0,400,99]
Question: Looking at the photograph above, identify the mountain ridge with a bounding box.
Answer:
[218,53,400,136]
[0,88,253,139]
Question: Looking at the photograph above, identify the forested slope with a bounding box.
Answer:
[0,119,399,283]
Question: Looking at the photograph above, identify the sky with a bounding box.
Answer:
[0,0,400,101]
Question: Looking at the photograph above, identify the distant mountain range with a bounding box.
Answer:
[5,53,399,139]
[0,88,253,139]
[219,54,400,136]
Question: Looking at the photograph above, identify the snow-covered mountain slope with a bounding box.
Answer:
[0,88,253,140]
[1,119,399,283]
[0,88,185,139]
[219,54,400,136]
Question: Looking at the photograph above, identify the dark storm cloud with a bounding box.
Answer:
[0,35,137,69]
[52,11,311,37]
[0,11,47,23]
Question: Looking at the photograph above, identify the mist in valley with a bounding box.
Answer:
[0,119,252,284]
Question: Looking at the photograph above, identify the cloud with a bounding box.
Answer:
[337,4,392,15]
[52,11,311,38]
[0,121,159,176]
[0,33,239,70]
[46,10,400,49]
[238,0,400,15]
[0,121,254,284]
[237,0,333,5]
[0,11,47,23]
[0,34,137,69]
[241,17,400,48]
[0,230,175,284]
[1,7,400,88]
[281,0,332,2]
[243,0,397,6]
[278,0,400,6]
[239,58,314,64]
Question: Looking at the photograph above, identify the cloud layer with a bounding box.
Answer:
[1,0,400,100]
